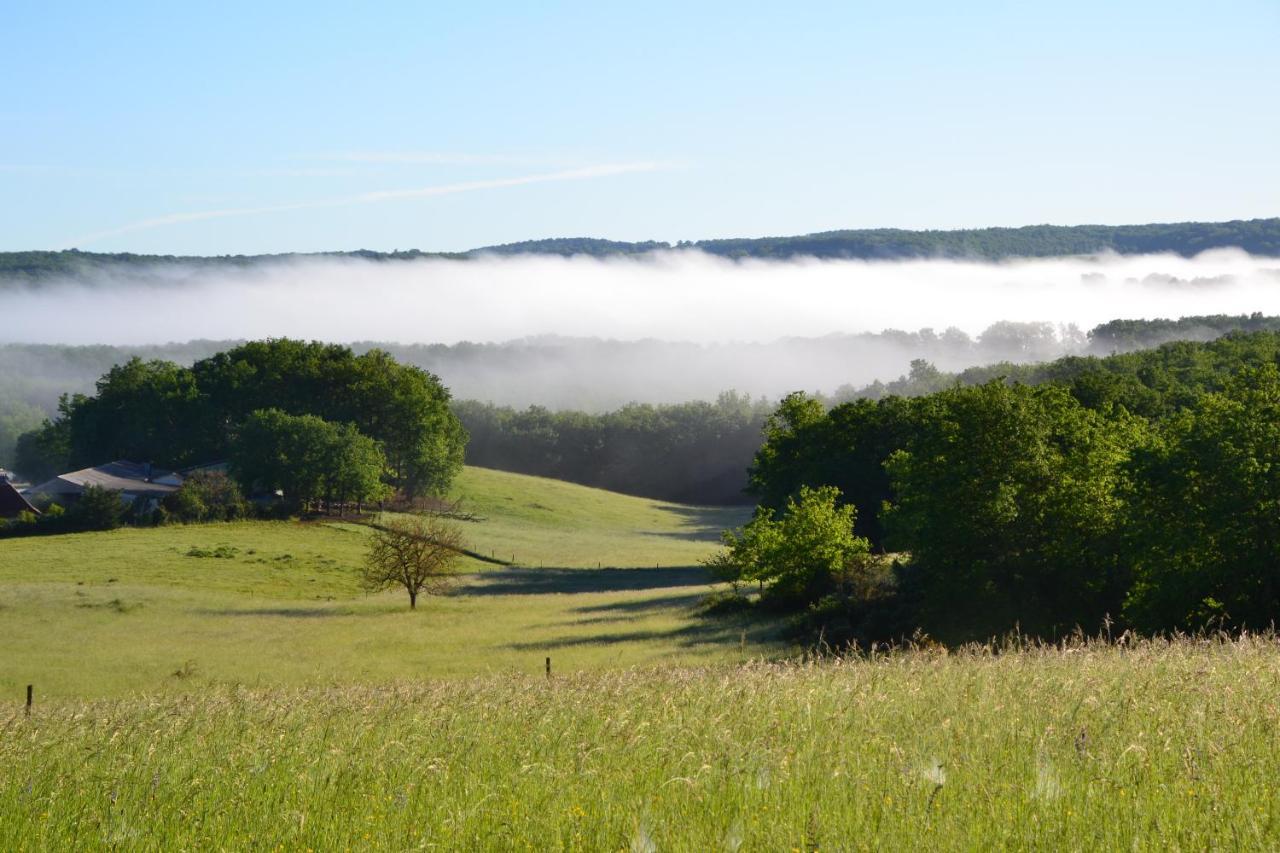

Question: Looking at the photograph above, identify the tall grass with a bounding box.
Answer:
[4,636,1278,850]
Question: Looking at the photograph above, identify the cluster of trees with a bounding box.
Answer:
[1088,313,1280,352]
[456,393,771,503]
[842,324,1280,413]
[723,329,1280,644]
[13,340,466,513]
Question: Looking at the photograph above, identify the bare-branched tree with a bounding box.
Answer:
[362,515,463,609]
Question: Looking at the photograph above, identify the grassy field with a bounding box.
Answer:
[0,467,763,698]
[4,638,1279,850]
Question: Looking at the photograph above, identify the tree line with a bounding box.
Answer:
[4,218,1276,284]
[725,329,1280,644]
[455,393,771,504]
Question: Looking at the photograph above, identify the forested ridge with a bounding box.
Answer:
[2,217,1277,283]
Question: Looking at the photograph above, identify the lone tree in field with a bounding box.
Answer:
[362,516,463,609]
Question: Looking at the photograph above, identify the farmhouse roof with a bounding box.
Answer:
[26,460,181,498]
[0,480,39,518]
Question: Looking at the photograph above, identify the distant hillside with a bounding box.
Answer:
[690,218,1280,260]
[2,218,1276,283]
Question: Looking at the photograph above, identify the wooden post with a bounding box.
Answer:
[25,684,32,715]
[545,657,551,679]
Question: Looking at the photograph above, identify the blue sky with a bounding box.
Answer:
[3,1,1277,254]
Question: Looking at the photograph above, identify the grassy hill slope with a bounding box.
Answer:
[0,467,763,698]
[446,465,750,568]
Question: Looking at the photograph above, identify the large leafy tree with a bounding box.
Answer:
[63,359,201,469]
[884,382,1144,642]
[229,409,386,512]
[343,349,465,497]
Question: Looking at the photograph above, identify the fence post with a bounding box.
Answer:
[25,684,32,715]
[545,657,551,679]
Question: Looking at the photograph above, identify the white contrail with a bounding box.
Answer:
[299,151,542,165]
[62,162,667,247]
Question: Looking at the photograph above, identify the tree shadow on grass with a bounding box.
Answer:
[571,592,708,613]
[195,607,347,619]
[454,567,711,597]
[644,504,752,542]
[546,592,711,627]
[506,618,778,651]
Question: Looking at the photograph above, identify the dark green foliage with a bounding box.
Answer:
[746,330,1280,643]
[884,384,1145,642]
[710,485,871,605]
[17,340,465,500]
[1089,313,1280,352]
[229,410,387,512]
[4,218,1276,285]
[163,471,249,523]
[191,341,463,497]
[67,486,125,531]
[749,393,915,545]
[456,392,769,504]
[467,237,669,257]
[694,219,1280,260]
[1123,367,1280,632]
[64,359,201,470]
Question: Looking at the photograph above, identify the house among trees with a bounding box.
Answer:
[0,480,39,519]
[25,460,181,507]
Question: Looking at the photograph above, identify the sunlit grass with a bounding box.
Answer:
[3,637,1278,849]
[0,467,763,698]
[446,466,751,569]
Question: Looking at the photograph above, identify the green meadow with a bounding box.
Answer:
[4,639,1279,850]
[0,467,763,699]
[5,466,1276,849]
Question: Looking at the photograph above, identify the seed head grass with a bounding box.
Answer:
[4,637,1280,849]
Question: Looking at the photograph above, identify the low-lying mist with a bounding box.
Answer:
[3,249,1279,408]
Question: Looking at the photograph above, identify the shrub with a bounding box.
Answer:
[67,486,124,531]
[164,471,249,523]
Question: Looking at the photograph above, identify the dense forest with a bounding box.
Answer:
[737,328,1280,645]
[2,218,1276,284]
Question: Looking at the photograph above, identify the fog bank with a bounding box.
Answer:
[4,249,1279,345]
[3,250,1279,406]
